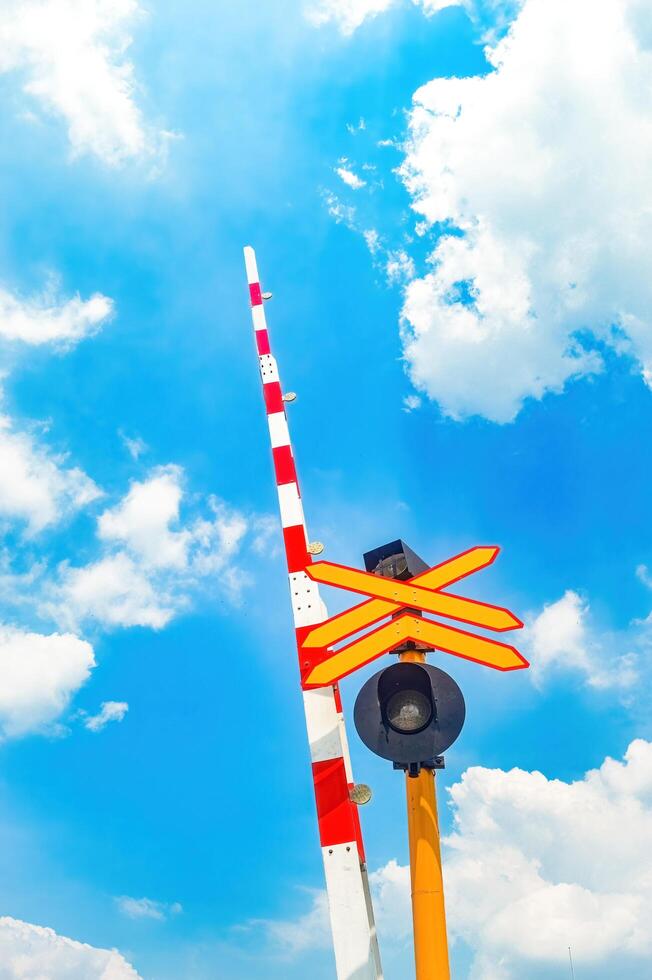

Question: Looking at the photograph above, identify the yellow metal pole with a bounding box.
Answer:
[401,649,451,980]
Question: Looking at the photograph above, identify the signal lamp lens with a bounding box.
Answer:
[386,690,432,733]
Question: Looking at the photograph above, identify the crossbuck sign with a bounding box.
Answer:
[300,546,528,688]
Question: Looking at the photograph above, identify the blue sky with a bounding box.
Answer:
[0,0,651,977]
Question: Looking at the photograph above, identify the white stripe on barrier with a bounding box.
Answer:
[322,843,381,980]
[277,482,304,529]
[252,305,267,331]
[303,687,345,763]
[244,245,259,283]
[268,411,290,448]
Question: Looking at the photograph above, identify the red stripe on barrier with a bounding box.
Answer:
[283,524,310,573]
[256,330,271,355]
[313,757,358,847]
[249,283,262,306]
[273,445,297,485]
[264,382,284,415]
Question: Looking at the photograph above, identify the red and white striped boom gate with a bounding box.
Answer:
[244,247,383,980]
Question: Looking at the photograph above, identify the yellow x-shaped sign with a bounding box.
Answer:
[300,546,527,687]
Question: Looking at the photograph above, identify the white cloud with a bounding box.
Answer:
[323,191,357,227]
[305,0,522,36]
[443,739,652,977]
[0,463,256,734]
[325,187,416,286]
[250,514,280,557]
[420,0,459,8]
[119,431,147,461]
[98,465,192,570]
[368,859,412,944]
[0,0,163,165]
[0,281,111,540]
[397,0,652,421]
[386,249,415,285]
[83,700,128,732]
[262,741,652,978]
[636,563,652,590]
[0,283,113,345]
[0,553,46,612]
[363,228,382,255]
[192,499,249,576]
[0,916,140,978]
[116,897,182,922]
[0,414,101,534]
[0,627,95,738]
[526,590,638,690]
[306,0,397,34]
[250,890,331,955]
[49,552,176,631]
[98,466,248,575]
[47,467,252,630]
[419,0,524,39]
[403,393,422,411]
[336,165,367,189]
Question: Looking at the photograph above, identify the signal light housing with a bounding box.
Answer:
[353,661,465,773]
[363,539,429,581]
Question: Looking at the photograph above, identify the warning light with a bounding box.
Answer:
[354,661,466,775]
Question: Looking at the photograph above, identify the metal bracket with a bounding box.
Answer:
[394,756,445,777]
